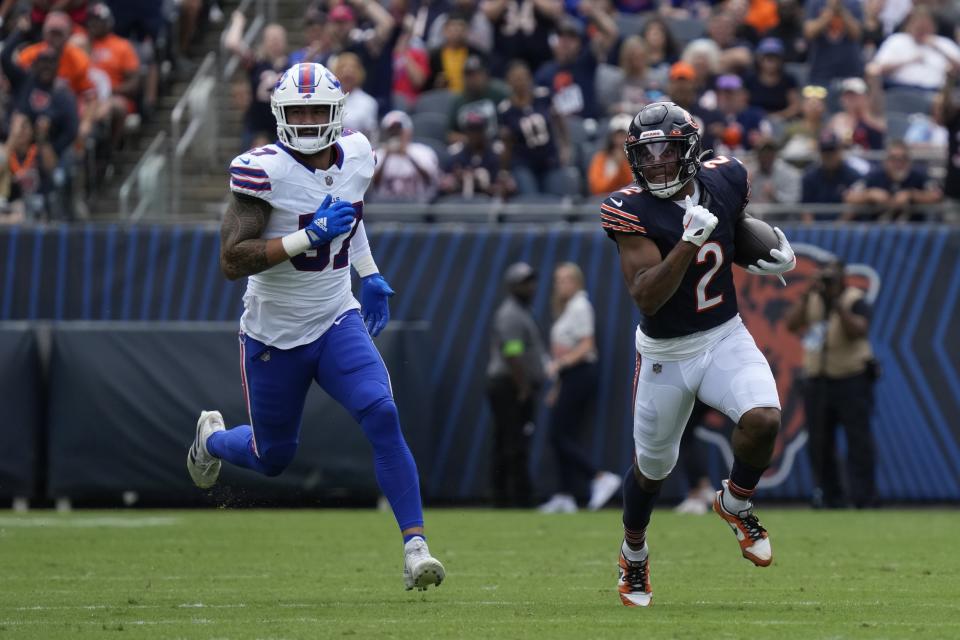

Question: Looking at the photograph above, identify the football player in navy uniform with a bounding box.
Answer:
[601,102,796,606]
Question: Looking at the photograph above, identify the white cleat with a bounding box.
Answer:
[588,471,622,511]
[403,537,445,591]
[187,410,225,489]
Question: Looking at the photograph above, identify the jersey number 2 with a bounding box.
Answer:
[290,203,362,272]
[696,241,724,312]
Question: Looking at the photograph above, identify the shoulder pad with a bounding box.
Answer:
[229,149,276,199]
[600,186,648,235]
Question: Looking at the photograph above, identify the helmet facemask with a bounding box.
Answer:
[274,101,344,154]
[625,133,701,199]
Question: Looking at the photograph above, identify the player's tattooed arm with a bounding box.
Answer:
[220,192,289,280]
[616,233,698,316]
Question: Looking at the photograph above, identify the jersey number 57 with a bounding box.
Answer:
[291,203,362,272]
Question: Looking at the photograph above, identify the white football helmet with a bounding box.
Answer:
[271,62,346,154]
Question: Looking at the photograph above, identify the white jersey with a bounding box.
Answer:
[228,131,377,349]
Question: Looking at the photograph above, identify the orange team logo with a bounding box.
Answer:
[694,244,880,488]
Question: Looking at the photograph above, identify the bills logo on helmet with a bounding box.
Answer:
[693,244,880,488]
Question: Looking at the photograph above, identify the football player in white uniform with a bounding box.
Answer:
[186,62,444,591]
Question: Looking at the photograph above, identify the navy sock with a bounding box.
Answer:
[403,533,425,544]
[360,400,424,532]
[622,465,660,550]
[729,456,766,499]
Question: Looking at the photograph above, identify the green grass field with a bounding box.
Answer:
[1,508,958,639]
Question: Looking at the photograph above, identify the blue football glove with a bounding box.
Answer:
[305,194,355,247]
[361,274,395,337]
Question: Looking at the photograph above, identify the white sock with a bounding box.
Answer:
[721,485,752,514]
[621,540,648,563]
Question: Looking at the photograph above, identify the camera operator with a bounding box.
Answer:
[786,259,878,509]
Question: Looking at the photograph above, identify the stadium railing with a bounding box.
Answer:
[118,132,170,220]
[170,51,219,217]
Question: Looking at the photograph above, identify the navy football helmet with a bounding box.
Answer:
[624,102,703,198]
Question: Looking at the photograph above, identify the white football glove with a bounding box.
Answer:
[747,226,796,286]
[681,195,719,247]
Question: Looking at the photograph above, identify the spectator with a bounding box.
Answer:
[786,259,878,509]
[532,17,599,118]
[743,37,800,121]
[17,11,95,99]
[744,137,802,205]
[497,60,570,196]
[331,52,379,141]
[606,36,663,116]
[764,0,807,62]
[405,0,449,47]
[844,141,943,221]
[372,110,440,203]
[28,0,87,34]
[0,116,53,222]
[176,0,203,58]
[86,3,140,150]
[934,64,960,223]
[425,12,483,93]
[225,14,289,150]
[426,0,494,54]
[391,24,430,111]
[867,6,960,92]
[440,110,514,199]
[665,61,724,153]
[327,0,399,115]
[680,38,722,106]
[714,74,771,152]
[2,26,79,220]
[587,112,632,195]
[105,0,162,116]
[826,76,885,153]
[481,0,562,77]
[781,84,828,163]
[803,0,864,87]
[288,9,331,66]
[447,54,508,144]
[637,16,679,77]
[487,262,546,508]
[705,6,754,73]
[539,262,620,514]
[800,132,862,221]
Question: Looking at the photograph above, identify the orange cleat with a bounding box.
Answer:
[618,545,652,607]
[713,479,773,567]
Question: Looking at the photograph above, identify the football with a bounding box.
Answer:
[734,216,779,268]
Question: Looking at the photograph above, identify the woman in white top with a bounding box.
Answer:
[539,263,621,514]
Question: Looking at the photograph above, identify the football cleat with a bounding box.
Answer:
[618,545,652,607]
[713,479,772,567]
[403,537,445,591]
[588,471,622,511]
[186,410,225,489]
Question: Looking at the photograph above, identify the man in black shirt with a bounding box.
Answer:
[801,132,861,221]
[845,141,943,221]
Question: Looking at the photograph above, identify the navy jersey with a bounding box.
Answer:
[601,155,750,339]
[498,90,558,172]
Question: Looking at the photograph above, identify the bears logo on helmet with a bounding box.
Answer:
[624,102,704,199]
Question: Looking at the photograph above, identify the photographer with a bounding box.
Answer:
[786,259,878,509]
[371,111,439,204]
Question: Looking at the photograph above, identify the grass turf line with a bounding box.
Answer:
[0,509,958,639]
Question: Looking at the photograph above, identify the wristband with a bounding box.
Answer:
[281,229,312,257]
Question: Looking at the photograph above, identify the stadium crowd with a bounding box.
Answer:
[2,0,959,223]
[0,0,223,222]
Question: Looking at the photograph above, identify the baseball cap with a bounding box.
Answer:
[504,262,536,285]
[840,77,867,95]
[819,131,842,152]
[461,110,489,130]
[329,4,355,22]
[381,110,413,132]
[756,37,784,57]
[669,61,696,81]
[715,74,743,91]
[802,84,828,100]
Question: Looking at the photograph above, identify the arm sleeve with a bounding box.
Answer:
[497,313,527,356]
[228,153,274,201]
[349,219,380,277]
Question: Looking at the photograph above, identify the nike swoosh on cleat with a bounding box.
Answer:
[611,198,623,207]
